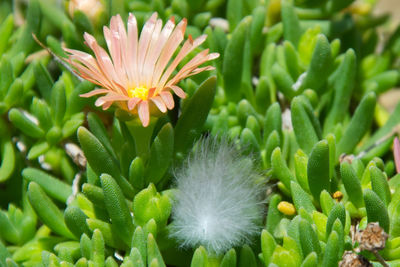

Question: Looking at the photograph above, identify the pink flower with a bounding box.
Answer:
[64,13,219,127]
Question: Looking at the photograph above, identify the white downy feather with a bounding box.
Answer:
[170,137,265,255]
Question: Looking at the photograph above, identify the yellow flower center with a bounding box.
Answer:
[128,86,149,100]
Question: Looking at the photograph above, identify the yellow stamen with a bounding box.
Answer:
[277,201,296,216]
[128,86,149,100]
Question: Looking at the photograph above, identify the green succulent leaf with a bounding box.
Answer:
[100,174,134,246]
[0,140,15,183]
[271,147,295,190]
[340,162,364,208]
[133,184,171,227]
[223,18,249,102]
[363,189,390,232]
[82,183,106,210]
[221,248,237,267]
[87,112,117,159]
[132,226,147,265]
[174,76,216,157]
[0,14,13,56]
[299,219,321,258]
[128,247,145,267]
[291,181,315,213]
[291,96,320,154]
[191,246,207,267]
[263,103,282,143]
[8,108,44,138]
[266,194,284,236]
[297,34,332,94]
[22,168,72,203]
[265,130,281,168]
[78,126,134,198]
[369,165,391,207]
[4,78,23,109]
[271,246,299,267]
[294,149,309,193]
[27,182,74,239]
[336,92,376,156]
[129,157,145,190]
[238,245,257,267]
[8,0,40,58]
[326,203,346,239]
[86,218,126,250]
[92,229,105,267]
[271,63,296,99]
[324,49,356,134]
[64,206,90,239]
[147,233,166,267]
[321,231,339,267]
[281,0,302,47]
[50,80,66,126]
[146,123,174,185]
[261,230,276,266]
[300,252,318,267]
[307,140,330,201]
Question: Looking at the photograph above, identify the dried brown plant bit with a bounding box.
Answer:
[339,251,372,267]
[65,143,87,169]
[356,222,389,252]
[340,153,354,164]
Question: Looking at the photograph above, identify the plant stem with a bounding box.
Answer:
[373,250,389,267]
[125,117,157,161]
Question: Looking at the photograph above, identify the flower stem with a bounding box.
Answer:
[125,117,157,161]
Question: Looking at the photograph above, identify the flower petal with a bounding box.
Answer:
[127,13,139,87]
[148,87,156,98]
[152,18,187,88]
[128,97,141,110]
[110,15,129,86]
[104,24,126,86]
[138,100,150,127]
[80,88,110,97]
[138,12,158,82]
[84,32,124,94]
[167,51,219,86]
[142,19,163,87]
[160,91,174,110]
[95,97,106,107]
[168,85,186,99]
[151,96,167,113]
[68,60,110,88]
[97,93,130,103]
[186,66,215,77]
[144,17,175,87]
[156,34,207,93]
[64,48,114,88]
[102,101,113,110]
